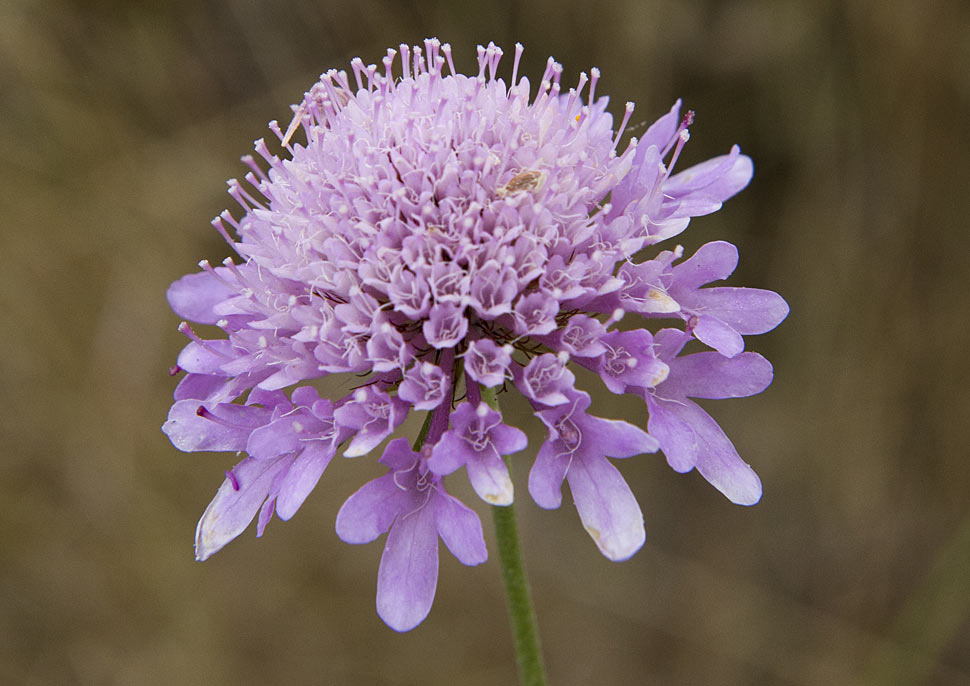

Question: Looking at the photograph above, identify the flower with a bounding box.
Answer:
[336,439,487,631]
[163,39,787,630]
[428,401,527,506]
[529,389,659,560]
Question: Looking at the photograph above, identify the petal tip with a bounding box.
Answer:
[482,488,514,507]
[585,522,646,562]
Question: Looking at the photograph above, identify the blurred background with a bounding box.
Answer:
[2,0,969,683]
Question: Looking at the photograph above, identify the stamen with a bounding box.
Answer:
[241,154,268,183]
[442,43,455,75]
[612,102,635,151]
[364,63,378,91]
[550,61,563,88]
[476,44,488,79]
[487,42,503,81]
[399,44,411,80]
[424,38,439,74]
[382,49,397,82]
[177,321,204,345]
[533,59,560,108]
[209,217,236,246]
[540,56,557,84]
[332,69,352,94]
[243,172,266,199]
[587,67,600,105]
[392,466,413,492]
[661,108,694,157]
[510,43,524,88]
[252,139,279,169]
[267,119,285,144]
[565,71,589,120]
[281,104,306,147]
[227,179,265,211]
[196,405,247,430]
[225,470,241,491]
[665,129,690,177]
[350,57,366,91]
[220,257,249,287]
[412,45,423,77]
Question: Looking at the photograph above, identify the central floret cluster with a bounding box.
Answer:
[163,40,788,631]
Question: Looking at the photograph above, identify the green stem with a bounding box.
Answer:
[482,385,548,686]
[412,408,434,451]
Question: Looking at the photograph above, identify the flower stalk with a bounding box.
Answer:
[493,494,547,686]
[485,387,548,686]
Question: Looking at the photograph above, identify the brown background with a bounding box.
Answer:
[2,0,969,684]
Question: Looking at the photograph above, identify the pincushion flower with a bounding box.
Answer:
[163,39,788,633]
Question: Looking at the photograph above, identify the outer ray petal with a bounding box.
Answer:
[426,431,468,476]
[465,446,515,506]
[528,440,569,510]
[275,444,336,520]
[690,287,790,335]
[566,453,645,561]
[663,352,774,400]
[693,315,745,358]
[677,244,740,286]
[433,492,488,565]
[645,396,697,474]
[582,415,660,458]
[194,455,293,561]
[649,397,762,505]
[376,505,439,632]
[167,269,238,324]
[335,474,412,544]
[163,400,272,452]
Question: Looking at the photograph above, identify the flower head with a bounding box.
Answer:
[163,39,787,630]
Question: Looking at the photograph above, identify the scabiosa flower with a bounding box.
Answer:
[163,39,787,631]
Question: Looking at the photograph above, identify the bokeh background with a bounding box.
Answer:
[3,0,969,684]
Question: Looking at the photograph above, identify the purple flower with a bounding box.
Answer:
[164,39,787,630]
[333,386,408,458]
[514,352,576,406]
[644,329,773,505]
[664,241,789,357]
[163,386,353,560]
[529,389,658,560]
[428,402,527,505]
[579,329,670,394]
[398,361,450,411]
[463,338,513,388]
[335,439,487,631]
